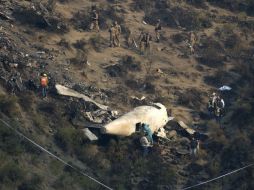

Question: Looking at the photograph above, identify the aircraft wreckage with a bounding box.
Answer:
[101,103,170,136]
[56,84,202,140]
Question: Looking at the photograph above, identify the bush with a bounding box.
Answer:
[0,161,25,183]
[204,70,233,86]
[187,0,208,8]
[130,0,156,12]
[54,127,86,152]
[197,38,225,67]
[72,39,88,51]
[38,102,56,115]
[144,6,212,30]
[19,92,35,112]
[177,88,204,109]
[89,34,107,52]
[0,95,19,117]
[0,126,23,155]
[221,137,252,170]
[69,50,88,67]
[18,174,43,190]
[208,0,254,16]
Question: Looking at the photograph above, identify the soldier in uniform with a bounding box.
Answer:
[189,31,197,54]
[90,9,100,32]
[114,21,121,47]
[109,24,117,47]
[127,30,137,49]
[155,19,162,42]
[139,31,152,54]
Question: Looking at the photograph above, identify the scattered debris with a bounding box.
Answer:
[156,128,168,139]
[177,121,195,135]
[156,68,164,74]
[55,84,108,110]
[83,110,114,124]
[82,128,98,141]
[0,11,14,21]
[219,85,232,91]
[86,61,91,66]
[130,95,146,101]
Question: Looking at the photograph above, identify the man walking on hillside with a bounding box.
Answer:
[139,31,152,55]
[127,30,137,49]
[114,21,121,47]
[155,19,162,43]
[40,73,49,98]
[189,31,196,54]
[109,24,117,47]
[90,9,100,32]
[190,136,199,157]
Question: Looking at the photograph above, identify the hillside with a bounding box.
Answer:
[0,0,254,189]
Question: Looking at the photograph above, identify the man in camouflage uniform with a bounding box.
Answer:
[127,30,137,49]
[189,31,196,54]
[109,24,117,47]
[155,19,162,43]
[139,31,152,54]
[90,9,100,32]
[114,21,121,47]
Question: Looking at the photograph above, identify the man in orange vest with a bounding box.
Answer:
[40,73,48,98]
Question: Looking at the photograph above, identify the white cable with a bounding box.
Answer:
[0,119,113,190]
[182,163,254,190]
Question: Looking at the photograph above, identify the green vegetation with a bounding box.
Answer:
[0,95,19,117]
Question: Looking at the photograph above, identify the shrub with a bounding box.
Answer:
[18,174,43,190]
[69,50,88,67]
[187,0,208,8]
[0,95,19,117]
[221,137,252,170]
[37,102,56,115]
[19,92,35,112]
[0,126,23,155]
[197,38,225,67]
[130,0,155,12]
[0,161,25,183]
[54,127,86,152]
[177,88,204,109]
[72,39,88,51]
[89,34,107,52]
[204,70,233,86]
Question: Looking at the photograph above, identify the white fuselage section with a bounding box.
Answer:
[101,103,169,136]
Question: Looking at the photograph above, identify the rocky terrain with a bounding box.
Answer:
[0,0,254,189]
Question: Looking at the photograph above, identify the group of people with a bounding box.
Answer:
[136,122,154,155]
[89,9,163,54]
[109,21,121,47]
[208,92,225,117]
[208,92,225,125]
[137,122,201,158]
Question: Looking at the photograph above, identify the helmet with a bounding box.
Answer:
[43,73,47,77]
[212,92,216,96]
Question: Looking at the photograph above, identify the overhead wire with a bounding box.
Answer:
[182,163,254,190]
[1,119,253,190]
[0,118,113,190]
